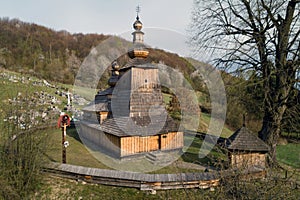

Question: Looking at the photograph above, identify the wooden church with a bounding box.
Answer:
[80,13,183,159]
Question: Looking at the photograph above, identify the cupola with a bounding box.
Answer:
[129,7,149,59]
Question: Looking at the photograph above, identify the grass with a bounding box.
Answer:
[45,128,108,168]
[196,91,210,106]
[181,134,227,168]
[35,175,216,200]
[199,113,233,138]
[0,69,67,113]
[162,93,172,104]
[277,143,300,168]
[72,85,97,102]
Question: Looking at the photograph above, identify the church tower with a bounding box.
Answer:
[115,11,163,118]
[128,6,149,59]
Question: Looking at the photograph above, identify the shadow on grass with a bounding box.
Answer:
[181,152,211,165]
[182,135,228,169]
[67,128,82,144]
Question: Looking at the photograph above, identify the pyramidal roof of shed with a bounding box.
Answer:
[226,126,269,152]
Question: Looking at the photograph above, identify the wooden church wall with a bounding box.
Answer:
[131,67,158,91]
[120,135,159,157]
[80,123,121,157]
[129,92,164,117]
[160,132,184,151]
[120,132,184,157]
[98,111,108,124]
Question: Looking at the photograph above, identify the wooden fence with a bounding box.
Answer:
[44,162,220,191]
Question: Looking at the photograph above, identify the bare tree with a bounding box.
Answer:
[190,0,300,164]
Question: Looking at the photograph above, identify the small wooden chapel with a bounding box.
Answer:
[81,13,183,159]
[225,122,269,170]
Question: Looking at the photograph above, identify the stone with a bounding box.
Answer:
[150,190,156,195]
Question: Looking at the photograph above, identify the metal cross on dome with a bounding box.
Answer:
[136,5,141,17]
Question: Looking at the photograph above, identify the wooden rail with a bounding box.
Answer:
[44,162,272,191]
[44,162,220,191]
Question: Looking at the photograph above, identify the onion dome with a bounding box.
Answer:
[133,16,143,31]
[112,60,120,70]
[108,60,120,86]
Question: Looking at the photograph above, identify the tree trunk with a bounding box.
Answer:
[259,103,287,166]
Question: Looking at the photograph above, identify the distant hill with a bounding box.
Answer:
[0,17,208,88]
[0,17,108,83]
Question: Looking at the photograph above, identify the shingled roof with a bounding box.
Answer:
[100,115,180,137]
[97,87,114,96]
[120,57,154,71]
[225,126,269,152]
[82,102,109,112]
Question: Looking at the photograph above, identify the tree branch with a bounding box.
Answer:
[261,0,280,28]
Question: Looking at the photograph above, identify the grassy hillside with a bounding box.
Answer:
[277,143,300,168]
[0,68,73,129]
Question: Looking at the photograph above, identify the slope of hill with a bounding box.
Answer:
[0,17,108,83]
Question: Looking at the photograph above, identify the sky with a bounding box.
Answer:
[0,0,195,57]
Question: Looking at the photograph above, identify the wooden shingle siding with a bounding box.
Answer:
[83,110,99,122]
[99,116,180,137]
[129,91,163,117]
[130,68,163,117]
[112,69,131,117]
